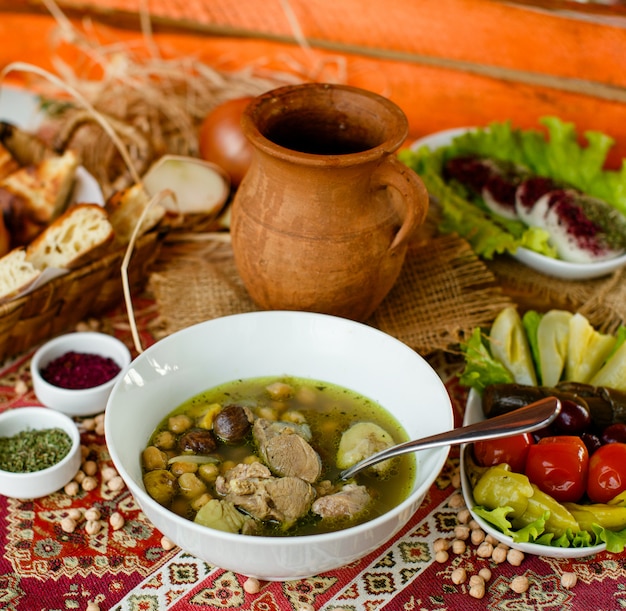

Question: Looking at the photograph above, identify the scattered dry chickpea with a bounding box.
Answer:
[451,539,466,555]
[451,567,467,584]
[454,524,470,540]
[510,575,529,593]
[68,508,83,521]
[101,467,118,482]
[80,446,90,460]
[561,572,577,589]
[14,379,27,395]
[433,538,449,553]
[469,574,484,587]
[491,544,508,564]
[450,471,461,489]
[470,528,485,546]
[435,550,449,563]
[81,476,98,492]
[161,535,176,551]
[81,418,96,431]
[84,508,101,522]
[476,541,494,558]
[109,512,125,531]
[468,519,481,530]
[64,481,80,496]
[60,517,77,533]
[82,460,98,476]
[485,534,499,546]
[74,470,86,484]
[85,520,102,536]
[469,582,485,599]
[457,508,471,524]
[448,493,465,509]
[478,567,492,582]
[507,548,525,566]
[95,423,105,436]
[107,476,125,491]
[86,602,100,611]
[243,577,261,594]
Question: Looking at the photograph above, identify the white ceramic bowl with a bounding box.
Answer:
[31,332,132,417]
[460,388,606,558]
[105,311,453,581]
[0,406,81,499]
[411,128,626,280]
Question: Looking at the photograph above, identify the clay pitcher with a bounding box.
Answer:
[230,83,429,321]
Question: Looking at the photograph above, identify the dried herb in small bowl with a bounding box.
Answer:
[0,427,72,473]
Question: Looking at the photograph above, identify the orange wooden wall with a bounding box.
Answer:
[1,0,626,163]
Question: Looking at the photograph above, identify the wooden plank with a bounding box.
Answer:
[1,3,626,164]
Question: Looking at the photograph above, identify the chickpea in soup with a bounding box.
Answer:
[141,376,415,537]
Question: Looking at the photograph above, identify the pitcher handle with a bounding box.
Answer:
[372,154,429,252]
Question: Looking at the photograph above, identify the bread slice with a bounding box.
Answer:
[26,203,114,270]
[105,182,166,246]
[0,149,79,225]
[0,247,42,302]
[0,142,19,181]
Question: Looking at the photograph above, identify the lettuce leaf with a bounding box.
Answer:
[399,117,626,258]
[473,505,626,551]
[458,327,514,393]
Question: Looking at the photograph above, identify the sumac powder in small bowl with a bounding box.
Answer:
[41,351,122,390]
[31,332,132,417]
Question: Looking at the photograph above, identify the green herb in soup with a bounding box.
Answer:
[141,376,415,537]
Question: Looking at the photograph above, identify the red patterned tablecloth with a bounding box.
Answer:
[0,296,624,611]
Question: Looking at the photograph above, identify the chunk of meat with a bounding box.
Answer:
[312,483,371,519]
[216,462,315,526]
[253,418,321,483]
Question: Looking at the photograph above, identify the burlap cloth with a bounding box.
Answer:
[148,211,626,355]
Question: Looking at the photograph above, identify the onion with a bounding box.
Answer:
[198,97,255,188]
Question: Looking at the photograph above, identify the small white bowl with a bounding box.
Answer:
[0,406,81,499]
[411,128,626,280]
[31,332,131,417]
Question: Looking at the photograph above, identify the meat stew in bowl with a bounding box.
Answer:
[141,375,415,537]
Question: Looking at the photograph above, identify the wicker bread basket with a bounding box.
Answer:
[0,230,164,363]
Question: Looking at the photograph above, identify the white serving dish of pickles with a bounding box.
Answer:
[460,388,607,559]
[457,305,626,558]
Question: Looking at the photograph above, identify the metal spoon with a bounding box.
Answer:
[338,396,561,481]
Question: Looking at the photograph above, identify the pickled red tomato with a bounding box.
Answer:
[587,442,626,504]
[473,433,534,473]
[525,436,589,503]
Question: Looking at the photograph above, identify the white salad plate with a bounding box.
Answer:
[411,128,626,281]
[0,85,103,206]
[460,387,606,559]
